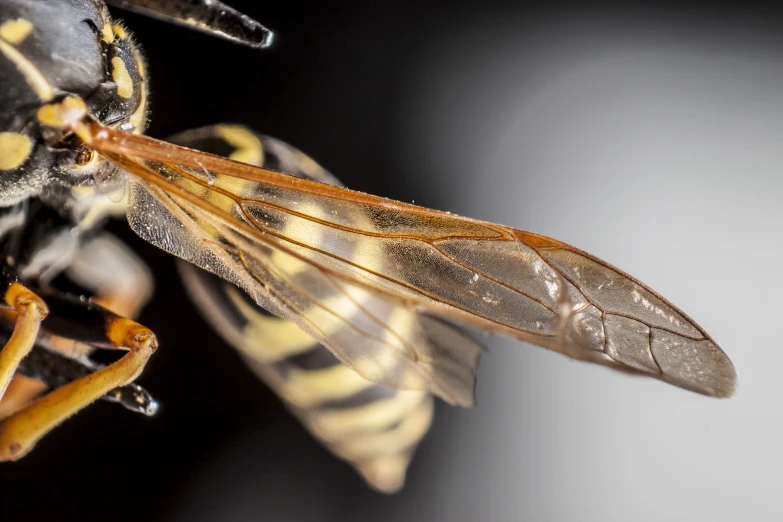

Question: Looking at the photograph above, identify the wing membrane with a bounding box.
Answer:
[120,161,481,405]
[80,122,736,399]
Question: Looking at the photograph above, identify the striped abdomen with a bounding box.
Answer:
[172,125,434,492]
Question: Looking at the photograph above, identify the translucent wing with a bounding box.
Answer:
[78,121,737,401]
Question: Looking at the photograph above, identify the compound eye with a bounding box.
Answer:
[76,149,97,167]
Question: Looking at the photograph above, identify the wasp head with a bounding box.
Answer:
[0,0,148,211]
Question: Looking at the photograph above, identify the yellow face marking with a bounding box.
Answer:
[0,19,33,44]
[284,364,374,408]
[0,38,53,101]
[216,125,264,166]
[111,56,133,99]
[37,96,87,129]
[0,132,32,170]
[101,23,114,43]
[112,24,128,40]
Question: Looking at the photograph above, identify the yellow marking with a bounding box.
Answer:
[226,285,318,360]
[295,153,325,179]
[284,364,374,408]
[226,239,410,381]
[37,96,87,129]
[127,48,149,132]
[128,44,149,132]
[112,24,128,40]
[352,343,406,385]
[71,185,97,196]
[111,57,133,99]
[0,38,53,101]
[215,125,264,166]
[339,398,433,460]
[356,454,412,494]
[309,390,424,439]
[0,132,32,170]
[106,317,155,350]
[5,283,46,312]
[0,19,33,44]
[135,52,146,79]
[269,241,311,278]
[213,174,257,199]
[128,78,148,132]
[385,306,415,344]
[128,45,149,134]
[0,285,47,400]
[345,400,433,493]
[101,23,114,43]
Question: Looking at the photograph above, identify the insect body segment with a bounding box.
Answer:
[174,126,435,493]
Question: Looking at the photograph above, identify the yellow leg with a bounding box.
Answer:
[0,283,48,399]
[0,317,157,460]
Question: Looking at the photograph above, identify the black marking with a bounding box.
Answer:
[281,345,341,371]
[316,385,399,412]
[39,292,120,349]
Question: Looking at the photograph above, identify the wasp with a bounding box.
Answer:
[0,0,736,493]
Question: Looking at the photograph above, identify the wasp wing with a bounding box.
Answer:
[109,154,482,406]
[83,124,736,400]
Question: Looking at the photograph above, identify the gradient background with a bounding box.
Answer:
[2,1,782,521]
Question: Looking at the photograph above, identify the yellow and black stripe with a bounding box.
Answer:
[173,125,434,493]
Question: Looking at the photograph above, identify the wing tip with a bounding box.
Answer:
[661,355,738,399]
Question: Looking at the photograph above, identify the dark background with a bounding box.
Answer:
[3,1,783,521]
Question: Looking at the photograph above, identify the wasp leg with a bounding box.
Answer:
[66,233,153,319]
[15,342,159,417]
[0,283,48,401]
[0,294,157,461]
